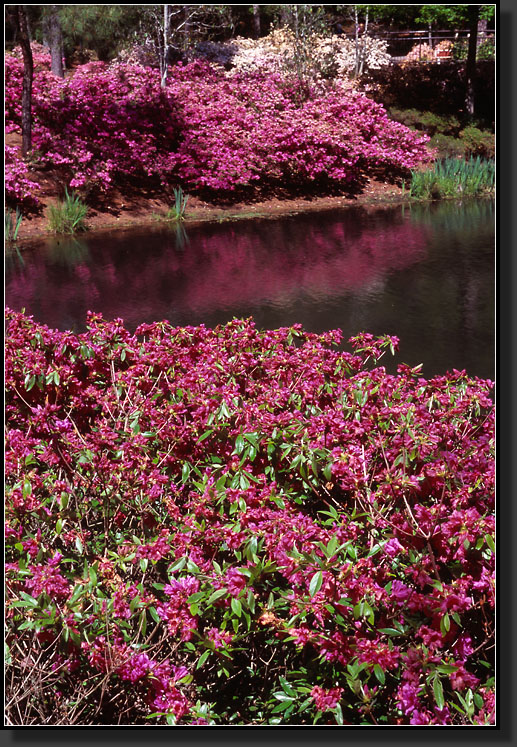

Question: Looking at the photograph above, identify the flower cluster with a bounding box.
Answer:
[5,309,494,725]
[5,46,432,207]
[5,144,41,210]
[311,685,344,712]
[197,28,391,80]
[402,41,456,67]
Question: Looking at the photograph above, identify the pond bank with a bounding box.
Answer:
[14,177,408,247]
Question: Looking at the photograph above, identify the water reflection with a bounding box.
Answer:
[44,236,91,267]
[5,244,25,271]
[170,222,190,251]
[6,200,494,378]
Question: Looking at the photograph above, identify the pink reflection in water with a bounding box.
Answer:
[6,209,429,331]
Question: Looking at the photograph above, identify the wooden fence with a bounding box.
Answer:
[343,28,495,65]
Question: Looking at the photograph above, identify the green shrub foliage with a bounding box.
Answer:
[5,310,494,725]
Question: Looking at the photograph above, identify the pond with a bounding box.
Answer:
[5,199,494,380]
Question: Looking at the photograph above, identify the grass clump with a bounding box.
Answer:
[47,187,88,234]
[5,207,23,243]
[409,157,495,200]
[164,187,189,222]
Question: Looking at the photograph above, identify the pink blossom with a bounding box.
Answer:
[311,685,343,712]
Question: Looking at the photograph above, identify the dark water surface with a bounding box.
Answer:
[6,199,495,380]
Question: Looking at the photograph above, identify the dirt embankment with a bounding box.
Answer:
[16,178,408,244]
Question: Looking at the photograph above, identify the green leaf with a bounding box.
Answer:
[206,588,227,606]
[231,597,242,617]
[433,676,445,710]
[322,463,333,481]
[197,429,213,443]
[181,462,191,483]
[273,692,295,702]
[378,627,403,636]
[11,599,37,609]
[440,612,450,635]
[309,570,323,597]
[24,373,36,391]
[279,677,296,698]
[139,609,147,637]
[168,557,186,574]
[187,591,205,604]
[326,535,339,558]
[374,663,386,685]
[485,534,495,553]
[196,649,211,669]
[18,620,37,631]
[473,692,484,709]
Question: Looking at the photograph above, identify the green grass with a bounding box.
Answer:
[47,188,89,234]
[409,157,495,200]
[6,207,23,243]
[163,187,189,222]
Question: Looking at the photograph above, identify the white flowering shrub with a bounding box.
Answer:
[332,36,392,75]
[193,29,391,83]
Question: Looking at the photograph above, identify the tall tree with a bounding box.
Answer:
[252,4,261,38]
[13,5,34,156]
[465,4,480,118]
[161,4,171,87]
[47,5,64,77]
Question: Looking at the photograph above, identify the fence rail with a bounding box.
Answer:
[342,28,495,65]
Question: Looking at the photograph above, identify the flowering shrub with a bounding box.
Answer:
[318,35,391,76]
[5,144,41,211]
[403,43,436,65]
[5,47,431,205]
[196,29,391,80]
[5,309,494,725]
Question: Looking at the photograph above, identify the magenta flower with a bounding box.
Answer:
[311,685,344,712]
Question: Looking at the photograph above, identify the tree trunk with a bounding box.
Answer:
[354,6,360,77]
[252,4,261,39]
[16,6,34,157]
[48,6,64,78]
[161,4,170,88]
[183,5,192,56]
[465,5,480,119]
[358,6,369,76]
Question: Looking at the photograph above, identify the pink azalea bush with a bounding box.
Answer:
[5,309,494,725]
[5,47,432,207]
[5,144,41,210]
